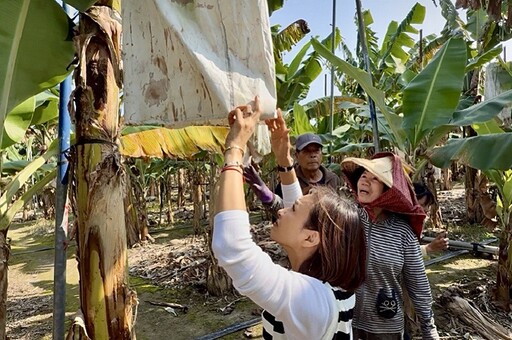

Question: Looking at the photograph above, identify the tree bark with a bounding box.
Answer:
[177,168,185,208]
[464,127,485,225]
[0,231,10,339]
[69,5,136,338]
[496,214,512,311]
[192,167,204,235]
[124,175,140,247]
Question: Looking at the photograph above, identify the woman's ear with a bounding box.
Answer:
[303,229,320,248]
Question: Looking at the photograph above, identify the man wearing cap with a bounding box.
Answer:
[244,132,341,218]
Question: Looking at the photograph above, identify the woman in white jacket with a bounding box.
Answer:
[212,97,367,339]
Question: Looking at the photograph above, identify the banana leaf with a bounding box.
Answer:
[291,103,314,136]
[0,169,56,231]
[267,0,284,16]
[466,45,503,72]
[302,96,364,119]
[2,96,35,148]
[473,119,504,135]
[0,138,59,216]
[119,126,229,159]
[430,133,512,170]
[447,89,512,126]
[0,0,74,141]
[379,3,425,70]
[31,91,59,125]
[312,38,405,148]
[278,30,340,110]
[1,160,55,175]
[402,38,467,148]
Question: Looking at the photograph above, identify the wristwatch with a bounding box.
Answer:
[277,164,294,172]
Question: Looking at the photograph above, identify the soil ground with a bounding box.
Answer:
[5,186,512,339]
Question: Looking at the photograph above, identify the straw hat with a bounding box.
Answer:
[341,156,394,188]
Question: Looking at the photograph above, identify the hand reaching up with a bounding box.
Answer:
[265,109,293,166]
[225,96,262,151]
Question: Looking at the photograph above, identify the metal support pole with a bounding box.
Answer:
[355,0,380,152]
[53,5,72,339]
[328,0,337,164]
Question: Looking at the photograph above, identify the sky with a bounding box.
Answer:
[268,0,459,101]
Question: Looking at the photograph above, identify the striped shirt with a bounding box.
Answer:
[262,285,354,340]
[353,207,438,339]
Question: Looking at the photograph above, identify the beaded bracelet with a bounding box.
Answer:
[224,145,245,157]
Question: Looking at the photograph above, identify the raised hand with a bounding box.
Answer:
[225,96,262,150]
[265,109,292,166]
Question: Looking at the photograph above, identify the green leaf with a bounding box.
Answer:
[302,96,364,119]
[502,170,512,208]
[1,160,55,175]
[0,0,74,146]
[267,0,284,16]
[473,119,504,135]
[0,169,56,231]
[30,95,59,125]
[288,41,312,78]
[378,3,425,70]
[278,30,340,110]
[430,133,512,170]
[312,38,405,148]
[2,96,35,148]
[447,89,512,126]
[0,138,60,216]
[466,46,503,72]
[402,38,467,147]
[291,103,314,135]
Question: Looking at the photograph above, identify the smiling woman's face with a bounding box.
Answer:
[356,170,385,203]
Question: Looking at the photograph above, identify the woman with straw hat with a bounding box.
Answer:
[341,154,439,339]
[212,97,367,339]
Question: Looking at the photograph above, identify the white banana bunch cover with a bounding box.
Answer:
[122,0,277,130]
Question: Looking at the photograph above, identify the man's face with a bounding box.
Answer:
[296,144,322,172]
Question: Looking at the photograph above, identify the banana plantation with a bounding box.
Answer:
[1,0,512,339]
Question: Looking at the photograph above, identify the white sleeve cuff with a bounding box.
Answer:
[281,181,303,208]
[420,244,428,258]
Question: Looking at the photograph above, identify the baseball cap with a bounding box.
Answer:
[295,133,323,151]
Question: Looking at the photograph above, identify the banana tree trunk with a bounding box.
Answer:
[496,213,512,310]
[124,176,141,247]
[0,231,10,339]
[69,4,135,338]
[177,168,185,208]
[464,127,485,224]
[192,167,204,235]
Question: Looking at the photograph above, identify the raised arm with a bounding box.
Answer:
[266,109,302,206]
[215,97,262,214]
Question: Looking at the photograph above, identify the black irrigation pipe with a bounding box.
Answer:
[194,317,261,340]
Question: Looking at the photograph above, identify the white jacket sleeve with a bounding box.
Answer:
[281,181,302,208]
[212,210,335,339]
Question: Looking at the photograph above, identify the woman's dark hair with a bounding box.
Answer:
[413,182,435,207]
[298,186,366,292]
